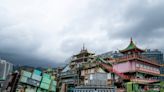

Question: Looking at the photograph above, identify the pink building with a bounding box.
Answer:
[112,38,160,84]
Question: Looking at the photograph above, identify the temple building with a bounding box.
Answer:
[111,38,161,88]
[70,45,95,69]
[59,46,95,92]
[89,38,161,91]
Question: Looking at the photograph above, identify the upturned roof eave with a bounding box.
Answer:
[119,38,145,53]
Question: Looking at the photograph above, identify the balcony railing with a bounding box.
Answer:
[130,78,159,84]
[62,79,77,84]
[136,67,160,75]
[71,56,94,61]
[115,54,159,66]
[60,71,78,77]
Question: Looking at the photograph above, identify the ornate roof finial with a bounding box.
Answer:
[120,37,145,54]
[130,37,133,42]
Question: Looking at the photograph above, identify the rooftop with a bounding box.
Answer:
[120,38,145,54]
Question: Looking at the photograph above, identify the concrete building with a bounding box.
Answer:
[81,62,107,85]
[142,49,164,80]
[142,49,163,64]
[0,59,13,80]
[0,59,13,90]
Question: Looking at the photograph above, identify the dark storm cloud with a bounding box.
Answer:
[118,0,164,40]
[98,0,164,49]
[0,52,53,67]
[0,0,164,67]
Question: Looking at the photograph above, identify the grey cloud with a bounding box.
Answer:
[0,0,164,67]
[121,0,164,39]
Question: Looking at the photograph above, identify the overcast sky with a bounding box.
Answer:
[0,0,164,67]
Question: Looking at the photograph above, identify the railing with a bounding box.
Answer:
[71,56,94,61]
[97,57,160,81]
[131,78,159,84]
[115,54,159,65]
[70,62,76,65]
[60,71,77,77]
[62,79,77,83]
[136,67,160,75]
[96,57,162,84]
[83,63,97,68]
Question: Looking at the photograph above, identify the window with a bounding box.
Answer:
[140,64,143,68]
[136,63,139,67]
[147,66,150,70]
[146,66,149,69]
[153,68,156,71]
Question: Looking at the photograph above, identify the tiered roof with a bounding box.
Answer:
[73,44,94,57]
[120,38,145,54]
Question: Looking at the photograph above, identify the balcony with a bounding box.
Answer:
[130,78,159,84]
[136,67,160,75]
[59,71,78,78]
[71,56,94,62]
[115,54,159,66]
[62,79,77,84]
[70,62,76,66]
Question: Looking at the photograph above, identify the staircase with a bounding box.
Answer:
[97,57,130,80]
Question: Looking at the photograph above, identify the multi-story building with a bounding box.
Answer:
[59,46,95,92]
[98,51,123,59]
[0,59,13,80]
[1,72,20,92]
[99,47,164,82]
[81,61,108,85]
[142,49,164,80]
[70,46,95,69]
[0,59,13,90]
[142,49,163,64]
[110,38,160,90]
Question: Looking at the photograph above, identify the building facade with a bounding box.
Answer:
[0,59,13,80]
[93,38,161,91]
[142,49,164,80]
[0,59,13,90]
[99,46,164,81]
[59,46,95,92]
[110,38,161,91]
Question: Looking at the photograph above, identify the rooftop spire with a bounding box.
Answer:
[130,37,133,42]
[81,43,87,53]
[83,43,85,50]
